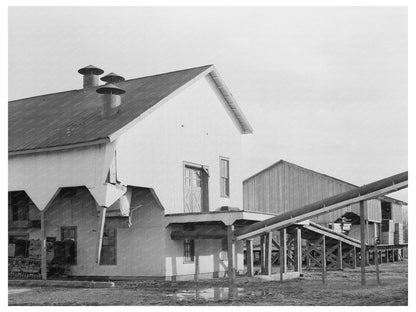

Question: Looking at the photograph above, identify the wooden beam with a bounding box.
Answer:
[194,244,199,281]
[260,234,266,274]
[294,227,302,272]
[171,229,227,240]
[235,172,408,240]
[264,232,272,275]
[338,241,343,270]
[322,235,326,284]
[227,225,235,281]
[96,206,107,264]
[365,219,370,266]
[40,211,47,280]
[374,239,380,285]
[360,201,366,285]
[302,225,360,248]
[246,239,254,277]
[352,247,357,269]
[272,239,280,249]
[279,229,287,281]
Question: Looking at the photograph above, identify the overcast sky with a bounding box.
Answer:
[8,6,408,201]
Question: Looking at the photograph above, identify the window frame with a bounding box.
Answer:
[183,239,195,263]
[219,157,230,198]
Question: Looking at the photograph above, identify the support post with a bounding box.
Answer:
[260,234,266,274]
[365,219,370,266]
[40,211,47,280]
[294,227,302,272]
[279,228,287,281]
[194,243,199,281]
[246,239,254,277]
[360,200,366,285]
[338,240,343,270]
[227,225,235,281]
[374,239,380,285]
[322,235,326,284]
[96,206,107,264]
[352,246,357,269]
[264,232,272,275]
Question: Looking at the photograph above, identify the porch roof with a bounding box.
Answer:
[165,210,274,226]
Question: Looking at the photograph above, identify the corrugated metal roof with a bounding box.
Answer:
[10,65,251,153]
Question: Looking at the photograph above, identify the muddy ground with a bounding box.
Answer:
[8,260,408,306]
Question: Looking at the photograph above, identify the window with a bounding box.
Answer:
[61,227,77,265]
[220,158,230,197]
[10,191,30,221]
[100,227,117,265]
[184,239,195,262]
[9,234,29,257]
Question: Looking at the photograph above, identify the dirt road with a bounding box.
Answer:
[8,260,408,306]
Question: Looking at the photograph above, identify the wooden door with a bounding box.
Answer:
[184,166,205,212]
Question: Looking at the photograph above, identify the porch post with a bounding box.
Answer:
[246,239,254,277]
[227,225,235,281]
[40,211,47,280]
[264,232,272,275]
[294,227,302,273]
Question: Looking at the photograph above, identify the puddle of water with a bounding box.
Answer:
[167,286,244,301]
[9,288,33,295]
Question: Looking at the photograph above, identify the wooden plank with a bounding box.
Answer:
[227,225,235,281]
[303,225,360,248]
[374,238,380,285]
[322,235,326,284]
[360,201,366,285]
[194,244,199,281]
[171,229,227,240]
[280,228,287,281]
[260,234,266,274]
[264,232,272,275]
[294,227,302,272]
[352,247,357,269]
[246,239,254,277]
[40,211,47,280]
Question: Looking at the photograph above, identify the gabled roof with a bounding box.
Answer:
[9,65,252,154]
[244,159,407,206]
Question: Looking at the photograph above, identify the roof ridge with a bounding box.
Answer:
[8,64,214,103]
[122,64,213,83]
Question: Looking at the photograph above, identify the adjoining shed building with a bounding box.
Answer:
[8,64,273,280]
[243,160,408,245]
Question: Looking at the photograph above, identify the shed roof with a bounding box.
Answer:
[244,159,407,206]
[9,65,252,154]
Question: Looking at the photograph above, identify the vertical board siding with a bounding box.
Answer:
[243,161,383,224]
[391,203,403,223]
